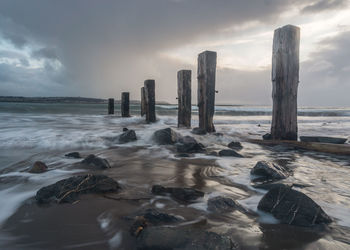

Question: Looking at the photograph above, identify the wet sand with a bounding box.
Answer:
[2,145,350,249]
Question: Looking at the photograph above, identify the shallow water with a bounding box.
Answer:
[0,102,350,249]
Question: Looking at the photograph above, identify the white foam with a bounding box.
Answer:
[155,202,165,209]
[108,231,122,249]
[97,211,113,232]
[0,186,34,226]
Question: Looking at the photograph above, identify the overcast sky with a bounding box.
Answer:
[0,0,349,106]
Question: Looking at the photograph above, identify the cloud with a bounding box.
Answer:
[32,48,58,60]
[299,29,350,106]
[0,0,349,106]
[301,0,348,13]
[0,0,307,99]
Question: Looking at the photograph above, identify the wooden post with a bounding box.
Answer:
[177,70,191,128]
[121,92,130,117]
[141,87,146,117]
[271,25,300,140]
[197,51,217,133]
[108,98,114,114]
[144,80,156,123]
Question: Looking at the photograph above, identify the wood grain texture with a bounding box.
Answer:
[197,51,217,133]
[141,87,145,117]
[108,98,114,115]
[271,25,300,140]
[144,80,156,123]
[248,139,350,156]
[177,70,192,128]
[121,92,130,117]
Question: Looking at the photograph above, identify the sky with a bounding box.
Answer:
[0,0,349,106]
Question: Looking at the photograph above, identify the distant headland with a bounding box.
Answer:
[0,96,170,105]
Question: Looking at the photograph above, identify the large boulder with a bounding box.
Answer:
[118,129,137,143]
[153,128,179,145]
[251,161,289,181]
[136,227,239,250]
[65,152,82,159]
[176,136,205,153]
[36,174,120,204]
[218,149,243,158]
[80,154,111,169]
[258,185,332,227]
[152,185,204,203]
[228,141,243,150]
[28,161,48,174]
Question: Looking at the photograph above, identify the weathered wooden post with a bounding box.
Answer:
[197,51,217,133]
[177,70,192,128]
[121,92,130,117]
[141,87,146,117]
[108,98,114,114]
[271,25,300,140]
[144,80,156,123]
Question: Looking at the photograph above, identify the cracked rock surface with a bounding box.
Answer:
[258,185,332,227]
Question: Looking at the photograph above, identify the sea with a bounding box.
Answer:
[0,102,350,249]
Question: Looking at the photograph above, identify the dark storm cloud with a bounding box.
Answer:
[301,0,348,13]
[0,16,29,48]
[0,0,348,106]
[32,48,59,60]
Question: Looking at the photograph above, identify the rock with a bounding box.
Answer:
[118,129,137,143]
[65,152,81,159]
[250,161,289,181]
[258,185,332,227]
[176,136,205,153]
[228,141,243,150]
[218,149,243,157]
[130,208,181,236]
[191,127,207,135]
[175,153,190,158]
[153,128,179,145]
[253,183,289,191]
[300,136,347,144]
[152,185,204,202]
[28,161,48,173]
[253,183,312,191]
[36,174,120,204]
[213,132,224,136]
[208,196,240,213]
[141,209,180,225]
[263,133,272,140]
[136,227,239,250]
[80,154,111,169]
[122,127,128,132]
[207,151,218,156]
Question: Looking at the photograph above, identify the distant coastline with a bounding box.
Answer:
[0,96,247,106]
[0,96,175,105]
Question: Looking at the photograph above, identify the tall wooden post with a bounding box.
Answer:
[121,92,130,117]
[197,51,217,133]
[108,98,114,115]
[177,70,192,128]
[144,80,156,123]
[141,87,146,117]
[271,25,300,140]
